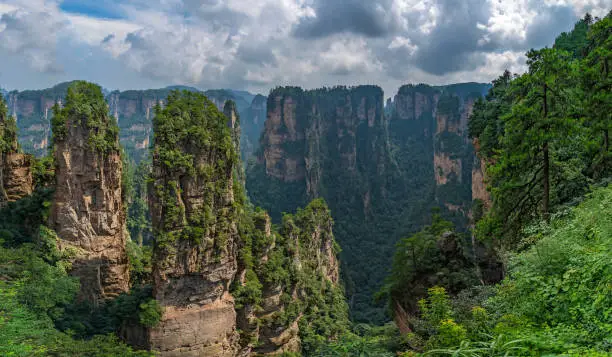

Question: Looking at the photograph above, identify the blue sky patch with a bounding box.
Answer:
[59,0,125,19]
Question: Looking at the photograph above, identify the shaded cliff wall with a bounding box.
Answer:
[49,81,129,304]
[248,83,490,322]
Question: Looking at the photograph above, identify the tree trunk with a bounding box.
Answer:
[543,142,550,220]
[543,83,550,221]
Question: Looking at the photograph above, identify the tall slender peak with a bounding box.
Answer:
[147,90,241,356]
[224,100,245,186]
[49,81,129,304]
[224,100,241,154]
[0,96,33,204]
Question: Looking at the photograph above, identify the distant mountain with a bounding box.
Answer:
[226,89,257,106]
[6,83,266,162]
[164,85,202,92]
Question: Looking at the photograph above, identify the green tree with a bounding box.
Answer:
[381,213,478,315]
[580,12,612,177]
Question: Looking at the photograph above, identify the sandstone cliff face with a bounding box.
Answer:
[0,100,33,204]
[50,82,129,304]
[1,151,33,203]
[471,139,491,210]
[254,86,388,199]
[433,88,486,214]
[147,92,241,357]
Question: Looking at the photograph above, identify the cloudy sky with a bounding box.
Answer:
[0,0,608,96]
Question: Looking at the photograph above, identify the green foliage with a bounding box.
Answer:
[151,90,238,250]
[554,14,593,58]
[0,281,152,357]
[126,238,152,284]
[310,323,403,357]
[126,160,153,246]
[0,188,54,246]
[471,14,611,247]
[381,214,478,314]
[0,237,152,356]
[0,95,19,153]
[138,299,163,327]
[401,185,612,356]
[52,81,119,153]
[32,155,55,188]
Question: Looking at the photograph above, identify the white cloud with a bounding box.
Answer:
[0,1,67,72]
[66,14,140,46]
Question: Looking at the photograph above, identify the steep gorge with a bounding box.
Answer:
[247,83,490,322]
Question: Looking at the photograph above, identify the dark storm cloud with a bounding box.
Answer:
[182,0,249,31]
[102,34,114,43]
[236,43,278,66]
[292,0,400,38]
[524,4,578,49]
[409,0,494,75]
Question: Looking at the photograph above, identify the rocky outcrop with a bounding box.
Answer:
[49,81,129,304]
[471,139,491,210]
[236,200,347,356]
[146,91,241,357]
[0,98,33,204]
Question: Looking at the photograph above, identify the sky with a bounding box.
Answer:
[0,0,609,96]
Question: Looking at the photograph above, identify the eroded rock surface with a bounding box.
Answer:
[147,91,241,356]
[50,82,129,304]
